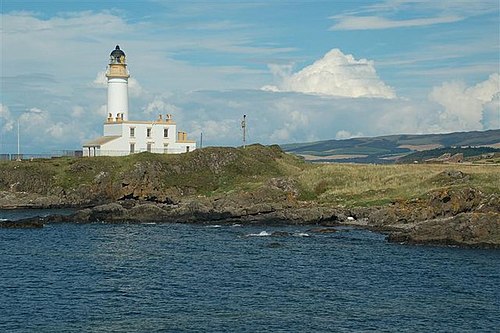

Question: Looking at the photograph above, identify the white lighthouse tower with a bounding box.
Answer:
[106,45,129,121]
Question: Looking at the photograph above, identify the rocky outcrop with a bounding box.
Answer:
[364,188,500,248]
[66,195,346,226]
[387,212,500,248]
[0,218,44,228]
[3,187,498,248]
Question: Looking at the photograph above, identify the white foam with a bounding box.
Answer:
[246,231,271,237]
[207,225,222,228]
[293,232,310,237]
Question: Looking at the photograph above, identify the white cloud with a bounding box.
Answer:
[92,71,107,88]
[335,130,364,140]
[482,95,500,129]
[189,119,237,146]
[330,15,462,31]
[94,105,107,117]
[429,73,500,131]
[0,104,15,132]
[263,49,396,99]
[46,122,68,139]
[128,77,146,97]
[143,96,181,115]
[329,0,497,31]
[92,71,145,97]
[71,106,85,118]
[269,101,310,141]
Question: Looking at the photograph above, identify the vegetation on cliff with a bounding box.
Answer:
[0,144,498,208]
[0,145,304,205]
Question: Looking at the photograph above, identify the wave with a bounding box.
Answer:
[245,231,311,238]
[246,231,272,237]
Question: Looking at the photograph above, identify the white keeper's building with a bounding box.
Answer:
[83,45,196,157]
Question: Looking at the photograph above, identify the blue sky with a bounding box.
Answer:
[1,0,499,153]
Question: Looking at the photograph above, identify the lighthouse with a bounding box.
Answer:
[106,45,130,121]
[82,45,196,157]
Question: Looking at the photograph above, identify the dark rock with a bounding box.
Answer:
[271,231,292,237]
[0,217,44,228]
[266,242,283,248]
[309,228,338,233]
[386,212,500,248]
[88,203,127,222]
[127,203,170,222]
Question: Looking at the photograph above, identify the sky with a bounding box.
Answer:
[1,0,499,154]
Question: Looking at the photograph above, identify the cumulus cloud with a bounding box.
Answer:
[263,49,396,99]
[482,94,500,129]
[190,119,237,146]
[92,71,108,88]
[143,96,181,115]
[269,102,310,142]
[128,77,146,97]
[0,104,15,132]
[429,73,500,131]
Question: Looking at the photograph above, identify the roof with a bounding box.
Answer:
[110,45,125,58]
[83,136,121,147]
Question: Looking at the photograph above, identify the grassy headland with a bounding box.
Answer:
[0,144,497,208]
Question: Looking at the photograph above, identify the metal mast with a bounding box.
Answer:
[241,114,246,148]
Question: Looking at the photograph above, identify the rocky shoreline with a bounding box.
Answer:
[1,146,498,248]
[2,186,499,248]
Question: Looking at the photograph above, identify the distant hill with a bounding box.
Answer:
[280,129,500,164]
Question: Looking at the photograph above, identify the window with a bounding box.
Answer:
[147,143,152,152]
[163,128,169,138]
[164,143,169,153]
[186,146,190,153]
[130,127,135,137]
[147,128,152,138]
[130,143,135,153]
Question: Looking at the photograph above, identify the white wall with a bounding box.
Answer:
[99,122,196,155]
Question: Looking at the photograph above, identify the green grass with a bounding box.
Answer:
[296,163,500,207]
[0,146,497,208]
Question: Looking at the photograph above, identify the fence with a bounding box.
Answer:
[0,151,83,161]
[84,147,191,157]
[0,147,195,160]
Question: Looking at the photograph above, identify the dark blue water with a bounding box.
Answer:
[1,214,499,332]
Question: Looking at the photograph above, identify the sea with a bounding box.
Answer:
[1,209,499,332]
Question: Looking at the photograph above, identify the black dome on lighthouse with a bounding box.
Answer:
[110,45,125,58]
